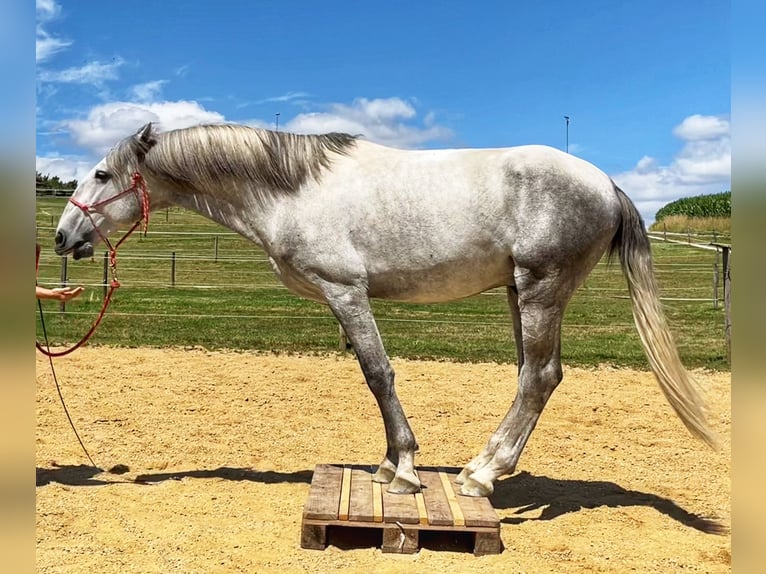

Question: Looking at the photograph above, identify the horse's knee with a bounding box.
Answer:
[364,362,395,395]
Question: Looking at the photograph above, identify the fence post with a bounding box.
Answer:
[722,247,731,364]
[712,263,719,309]
[214,236,219,263]
[59,256,68,313]
[171,251,176,287]
[663,222,667,241]
[103,251,109,300]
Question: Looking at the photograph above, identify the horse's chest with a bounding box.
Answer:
[267,256,328,303]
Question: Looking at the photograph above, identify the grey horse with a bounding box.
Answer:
[53,123,716,496]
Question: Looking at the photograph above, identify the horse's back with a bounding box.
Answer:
[279,141,622,302]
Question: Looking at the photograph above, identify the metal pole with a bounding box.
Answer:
[564,115,570,153]
[275,112,280,132]
[59,256,68,313]
[171,252,176,287]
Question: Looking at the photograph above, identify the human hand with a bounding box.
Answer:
[36,285,85,301]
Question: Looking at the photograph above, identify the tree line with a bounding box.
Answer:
[36,172,77,194]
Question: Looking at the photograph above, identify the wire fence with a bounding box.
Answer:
[35,237,730,329]
[35,198,732,367]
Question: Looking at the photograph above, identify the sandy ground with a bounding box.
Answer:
[36,348,730,573]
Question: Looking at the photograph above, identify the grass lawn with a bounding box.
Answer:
[36,199,729,370]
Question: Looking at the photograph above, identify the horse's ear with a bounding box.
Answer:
[132,122,157,158]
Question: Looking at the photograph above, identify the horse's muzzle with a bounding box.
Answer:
[54,230,94,260]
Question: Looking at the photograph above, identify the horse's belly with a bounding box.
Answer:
[366,259,513,303]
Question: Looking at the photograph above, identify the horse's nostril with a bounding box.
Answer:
[54,231,65,247]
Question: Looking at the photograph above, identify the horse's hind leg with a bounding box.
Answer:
[460,272,566,496]
[457,286,525,484]
[324,285,420,494]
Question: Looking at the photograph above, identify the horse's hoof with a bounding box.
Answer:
[455,466,473,484]
[459,475,494,497]
[387,473,421,494]
[372,461,396,484]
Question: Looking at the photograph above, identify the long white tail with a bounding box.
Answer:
[610,184,718,448]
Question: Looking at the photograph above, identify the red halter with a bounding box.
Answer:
[68,171,150,251]
[36,172,150,357]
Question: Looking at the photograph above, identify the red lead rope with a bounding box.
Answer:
[36,172,149,358]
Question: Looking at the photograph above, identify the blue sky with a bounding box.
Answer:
[36,0,730,224]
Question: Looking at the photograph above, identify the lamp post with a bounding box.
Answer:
[275,112,281,132]
[564,115,570,153]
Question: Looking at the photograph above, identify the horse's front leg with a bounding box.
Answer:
[324,284,420,494]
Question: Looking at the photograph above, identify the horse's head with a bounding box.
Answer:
[54,123,157,260]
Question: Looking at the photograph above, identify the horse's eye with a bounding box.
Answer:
[94,170,111,182]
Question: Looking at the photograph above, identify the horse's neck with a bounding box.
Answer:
[167,185,272,249]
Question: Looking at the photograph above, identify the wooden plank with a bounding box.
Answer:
[372,481,384,523]
[438,470,465,527]
[447,472,499,528]
[382,489,420,524]
[338,465,352,520]
[348,466,374,522]
[414,492,428,525]
[418,469,454,526]
[303,464,343,521]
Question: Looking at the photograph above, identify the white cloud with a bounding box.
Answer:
[36,31,71,63]
[36,154,95,183]
[635,155,657,173]
[38,96,451,182]
[131,80,168,103]
[36,0,70,62]
[672,114,729,141]
[36,0,60,19]
[354,97,417,121]
[612,114,730,224]
[38,58,125,85]
[258,91,312,104]
[61,100,226,154]
[238,91,313,110]
[286,97,452,148]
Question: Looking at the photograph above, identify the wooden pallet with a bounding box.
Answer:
[301,464,503,555]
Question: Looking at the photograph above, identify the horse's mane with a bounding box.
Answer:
[107,123,357,195]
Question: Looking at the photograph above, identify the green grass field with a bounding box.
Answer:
[36,198,730,370]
